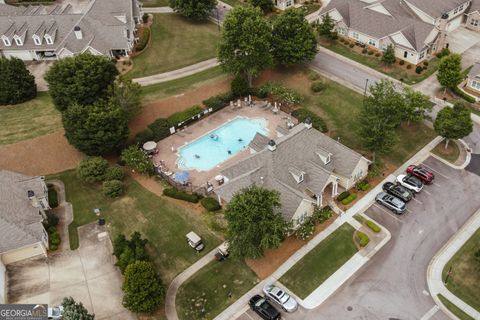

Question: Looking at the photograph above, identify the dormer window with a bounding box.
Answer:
[33,35,41,45]
[45,35,53,45]
[2,37,11,46]
[14,36,23,46]
[315,149,332,165]
[289,167,305,184]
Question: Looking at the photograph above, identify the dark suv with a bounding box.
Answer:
[249,295,281,320]
[382,182,413,202]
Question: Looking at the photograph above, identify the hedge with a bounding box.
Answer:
[134,128,155,145]
[452,86,476,103]
[341,193,357,205]
[135,28,150,52]
[365,220,381,233]
[356,231,369,247]
[167,105,203,127]
[148,118,171,141]
[201,197,221,211]
[355,180,370,191]
[202,91,235,111]
[47,185,58,208]
[336,191,350,202]
[163,188,199,203]
[291,108,328,133]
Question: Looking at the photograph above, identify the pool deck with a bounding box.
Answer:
[153,101,295,187]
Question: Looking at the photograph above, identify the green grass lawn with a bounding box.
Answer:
[127,14,220,79]
[142,0,169,7]
[176,259,258,320]
[47,170,222,283]
[442,228,480,312]
[141,66,228,103]
[438,294,475,320]
[220,0,245,7]
[321,39,440,85]
[432,139,461,163]
[0,93,62,145]
[276,69,437,166]
[279,223,357,299]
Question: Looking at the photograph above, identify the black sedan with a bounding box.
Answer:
[249,295,281,320]
[383,182,413,202]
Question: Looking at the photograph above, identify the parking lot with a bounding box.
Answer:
[235,156,480,320]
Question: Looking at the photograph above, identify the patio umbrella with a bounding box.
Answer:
[174,171,190,183]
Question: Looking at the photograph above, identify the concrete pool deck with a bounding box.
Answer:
[153,101,295,187]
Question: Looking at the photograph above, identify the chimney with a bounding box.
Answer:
[27,190,35,200]
[74,26,82,40]
[435,13,449,54]
[267,139,276,151]
[305,117,312,129]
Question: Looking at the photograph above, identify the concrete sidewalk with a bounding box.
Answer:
[132,58,220,86]
[427,208,480,320]
[142,6,173,13]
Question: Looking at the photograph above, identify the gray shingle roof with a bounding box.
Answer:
[405,0,466,19]
[216,124,368,220]
[0,171,47,254]
[468,63,480,77]
[468,0,480,13]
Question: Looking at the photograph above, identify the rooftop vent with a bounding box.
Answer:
[267,139,276,151]
[74,26,82,40]
[27,190,35,199]
[305,118,312,129]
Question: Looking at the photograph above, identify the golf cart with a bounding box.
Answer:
[186,231,205,252]
[215,241,229,261]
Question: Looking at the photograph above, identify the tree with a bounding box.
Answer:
[62,101,129,155]
[105,165,125,181]
[122,261,164,313]
[169,0,217,20]
[45,53,118,111]
[0,57,36,105]
[402,87,432,125]
[224,185,289,259]
[77,157,109,183]
[437,53,463,94]
[121,146,155,174]
[61,297,95,320]
[249,0,273,12]
[381,44,396,65]
[271,9,318,66]
[218,6,273,87]
[103,180,124,197]
[318,12,336,40]
[231,75,250,97]
[109,77,142,119]
[113,231,150,273]
[434,103,473,149]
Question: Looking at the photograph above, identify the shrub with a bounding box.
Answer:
[47,185,59,208]
[135,28,150,52]
[252,86,269,99]
[202,92,234,111]
[0,57,37,105]
[452,86,476,103]
[142,13,149,23]
[375,52,381,57]
[295,218,315,240]
[356,231,369,247]
[368,50,374,55]
[310,81,325,93]
[308,71,321,81]
[260,82,303,105]
[423,61,429,66]
[362,48,368,54]
[436,48,450,59]
[121,146,155,175]
[43,212,59,229]
[201,197,221,211]
[365,220,381,233]
[341,193,357,205]
[399,60,405,65]
[406,64,412,69]
[231,75,250,97]
[113,232,150,273]
[336,191,350,201]
[349,44,354,48]
[103,180,124,197]
[148,118,170,141]
[312,206,334,224]
[163,188,199,203]
[167,105,203,127]
[291,108,328,132]
[105,165,125,181]
[77,157,109,183]
[355,180,370,191]
[415,66,423,74]
[48,226,61,251]
[134,128,155,145]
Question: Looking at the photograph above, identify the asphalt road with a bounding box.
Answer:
[298,156,480,320]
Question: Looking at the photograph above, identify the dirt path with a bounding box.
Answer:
[0,131,83,176]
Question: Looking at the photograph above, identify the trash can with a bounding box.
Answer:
[98,218,105,226]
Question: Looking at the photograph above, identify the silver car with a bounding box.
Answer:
[375,192,407,214]
[263,284,298,312]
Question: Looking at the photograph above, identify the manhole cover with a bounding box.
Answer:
[347,306,353,311]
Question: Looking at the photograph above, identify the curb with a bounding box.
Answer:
[429,139,472,170]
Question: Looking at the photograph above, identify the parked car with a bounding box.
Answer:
[382,182,413,202]
[375,192,407,214]
[48,306,64,319]
[263,284,298,312]
[249,295,281,320]
[396,174,424,193]
[406,165,434,184]
[186,231,204,252]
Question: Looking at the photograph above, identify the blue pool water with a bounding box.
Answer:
[177,117,268,171]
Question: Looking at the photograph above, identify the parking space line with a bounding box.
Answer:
[372,204,403,222]
[420,305,439,320]
[406,208,414,214]
[245,312,255,320]
[423,189,432,195]
[411,198,423,205]
[421,163,451,180]
[432,182,441,188]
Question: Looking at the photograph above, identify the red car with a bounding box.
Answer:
[406,165,434,184]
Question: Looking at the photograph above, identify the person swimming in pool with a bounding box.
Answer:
[194,154,200,159]
[238,138,243,142]
[227,150,232,155]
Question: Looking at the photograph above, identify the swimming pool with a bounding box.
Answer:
[177,117,268,171]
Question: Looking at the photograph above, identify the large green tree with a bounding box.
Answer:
[224,185,289,259]
[61,297,95,320]
[122,261,164,313]
[62,101,129,155]
[77,157,109,183]
[381,44,396,65]
[169,0,217,20]
[402,87,432,125]
[318,12,336,40]
[45,53,118,111]
[0,57,36,105]
[218,5,272,87]
[437,53,463,94]
[121,146,155,175]
[109,77,142,119]
[249,0,273,12]
[434,103,473,149]
[271,9,318,66]
[113,232,150,273]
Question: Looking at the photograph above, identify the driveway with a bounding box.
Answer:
[446,27,480,56]
[25,61,52,92]
[7,223,135,320]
